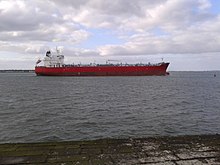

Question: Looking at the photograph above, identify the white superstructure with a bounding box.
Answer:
[36,49,64,67]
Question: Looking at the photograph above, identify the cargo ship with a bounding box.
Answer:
[35,50,169,76]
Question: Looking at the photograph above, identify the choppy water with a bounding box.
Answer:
[0,71,220,143]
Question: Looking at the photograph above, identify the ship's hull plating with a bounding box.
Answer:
[35,63,169,76]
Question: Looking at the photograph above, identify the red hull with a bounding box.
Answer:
[35,63,169,76]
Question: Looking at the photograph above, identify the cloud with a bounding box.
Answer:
[0,0,90,54]
[0,0,220,62]
[0,24,90,43]
[98,15,220,56]
[51,0,213,31]
[0,0,61,31]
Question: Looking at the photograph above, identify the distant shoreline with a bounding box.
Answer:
[0,70,34,73]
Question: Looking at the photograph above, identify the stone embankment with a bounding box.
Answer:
[0,134,220,165]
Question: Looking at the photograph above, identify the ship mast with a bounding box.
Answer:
[56,46,60,55]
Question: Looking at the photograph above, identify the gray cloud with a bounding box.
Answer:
[0,0,63,31]
[0,0,220,62]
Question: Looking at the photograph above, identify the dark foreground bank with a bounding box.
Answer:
[0,134,220,165]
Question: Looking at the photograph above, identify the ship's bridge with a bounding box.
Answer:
[36,49,64,67]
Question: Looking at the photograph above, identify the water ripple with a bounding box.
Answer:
[0,72,220,143]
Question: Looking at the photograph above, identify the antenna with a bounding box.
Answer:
[56,46,60,55]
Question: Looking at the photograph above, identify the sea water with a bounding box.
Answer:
[0,71,220,143]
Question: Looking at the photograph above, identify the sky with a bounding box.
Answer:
[0,0,220,71]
